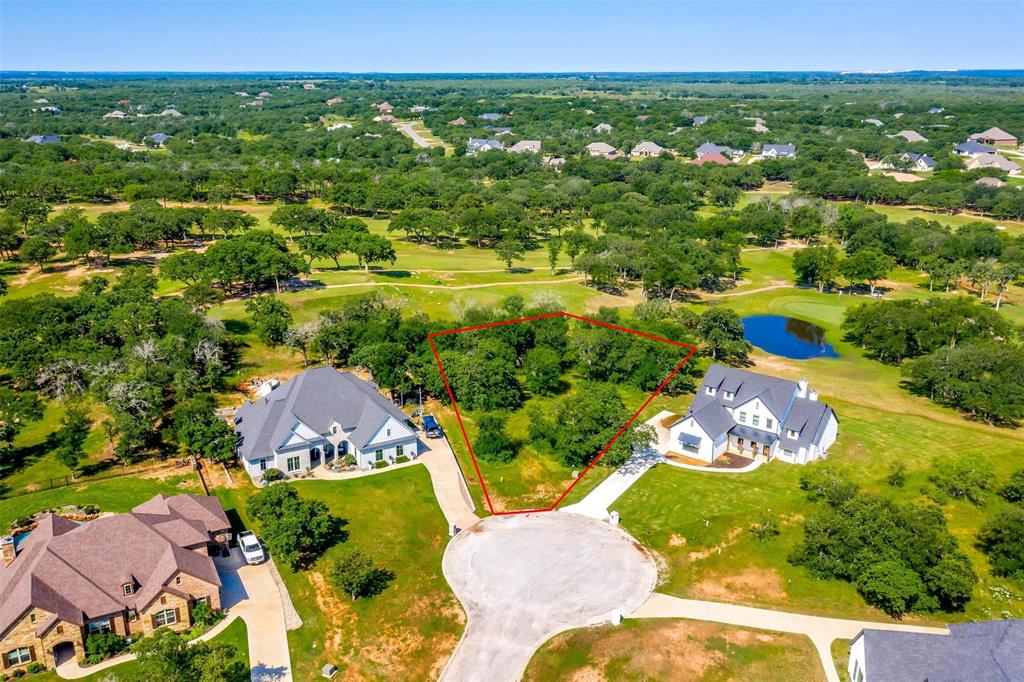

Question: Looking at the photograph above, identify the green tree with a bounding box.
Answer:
[172,395,237,462]
[349,233,397,271]
[840,247,894,294]
[248,484,343,570]
[129,628,246,682]
[245,295,293,346]
[0,388,43,476]
[20,236,56,271]
[329,549,395,600]
[999,468,1024,505]
[792,245,840,292]
[856,560,926,617]
[54,405,91,478]
[977,508,1024,584]
[475,412,517,463]
[523,346,563,395]
[495,234,527,270]
[697,308,751,363]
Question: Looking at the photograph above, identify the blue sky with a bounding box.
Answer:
[2,0,1022,72]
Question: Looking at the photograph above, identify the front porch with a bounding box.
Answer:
[665,450,758,470]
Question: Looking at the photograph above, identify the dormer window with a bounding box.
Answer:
[29,613,36,624]
[175,576,181,586]
[705,386,716,396]
[332,425,338,434]
[123,583,134,596]
[787,429,799,439]
[722,391,734,400]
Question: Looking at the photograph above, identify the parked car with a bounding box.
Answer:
[422,414,443,438]
[238,531,265,564]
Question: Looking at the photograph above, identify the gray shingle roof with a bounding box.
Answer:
[467,137,504,153]
[955,140,995,155]
[234,367,411,461]
[764,143,797,157]
[858,620,1024,682]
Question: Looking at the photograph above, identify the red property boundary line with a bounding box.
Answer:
[428,312,698,516]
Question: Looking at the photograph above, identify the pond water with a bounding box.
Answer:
[741,315,839,360]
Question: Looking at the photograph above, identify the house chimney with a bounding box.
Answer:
[808,389,819,402]
[797,379,809,398]
[1,535,16,567]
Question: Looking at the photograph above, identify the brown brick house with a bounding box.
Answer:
[0,494,231,672]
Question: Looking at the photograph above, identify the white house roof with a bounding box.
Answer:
[967,153,1020,173]
[631,141,665,155]
[970,126,1017,143]
[889,130,928,143]
[586,141,616,154]
[234,367,411,461]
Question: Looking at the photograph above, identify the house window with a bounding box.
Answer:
[153,609,178,628]
[123,583,134,596]
[175,576,182,586]
[87,619,112,635]
[128,609,137,622]
[766,418,774,430]
[6,648,31,666]
[722,391,734,400]
[395,444,404,458]
[752,415,760,427]
[331,425,338,434]
[787,429,799,439]
[160,596,167,605]
[56,626,63,635]
[259,458,268,472]
[29,613,36,624]
[738,412,747,423]
[386,428,391,437]
[286,456,301,472]
[705,386,716,395]
[375,449,384,462]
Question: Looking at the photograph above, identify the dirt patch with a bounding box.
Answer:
[687,525,744,562]
[690,566,789,603]
[668,534,687,547]
[588,621,727,680]
[307,571,350,661]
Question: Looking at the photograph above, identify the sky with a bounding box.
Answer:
[2,0,1022,73]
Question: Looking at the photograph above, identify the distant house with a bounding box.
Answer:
[39,106,62,115]
[478,112,502,121]
[376,102,393,112]
[23,135,61,144]
[593,122,613,134]
[966,153,1021,175]
[692,151,731,166]
[848,620,1022,682]
[33,97,48,104]
[880,152,935,172]
[376,114,396,123]
[449,117,467,126]
[586,141,619,158]
[953,139,995,157]
[508,140,541,154]
[762,143,797,159]
[975,176,1006,188]
[927,106,944,114]
[103,110,127,119]
[888,130,927,143]
[325,97,344,106]
[667,365,838,465]
[466,137,504,155]
[750,121,769,134]
[160,108,183,118]
[695,142,737,158]
[0,494,230,672]
[970,126,1018,147]
[149,133,173,147]
[692,115,708,126]
[258,91,271,98]
[630,141,666,158]
[542,156,565,167]
[326,122,353,131]
[862,118,884,127]
[234,366,419,479]
[409,105,431,113]
[303,83,316,90]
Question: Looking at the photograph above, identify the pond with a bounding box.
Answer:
[741,315,839,360]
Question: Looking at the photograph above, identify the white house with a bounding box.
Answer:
[762,143,797,159]
[630,141,666,157]
[507,140,541,153]
[667,364,838,465]
[234,367,419,479]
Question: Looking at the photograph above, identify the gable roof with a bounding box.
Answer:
[0,495,224,638]
[593,123,612,133]
[970,126,1017,143]
[967,153,1020,173]
[902,151,935,168]
[954,140,995,155]
[692,115,708,125]
[586,141,617,154]
[764,143,796,156]
[696,141,730,156]
[692,151,730,165]
[508,140,541,153]
[478,112,502,121]
[858,620,1023,682]
[890,130,928,143]
[233,367,412,461]
[467,137,504,153]
[24,135,61,144]
[631,141,665,155]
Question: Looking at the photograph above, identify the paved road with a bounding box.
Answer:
[440,513,656,682]
[633,593,949,682]
[398,122,432,148]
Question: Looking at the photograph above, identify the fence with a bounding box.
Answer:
[0,457,200,500]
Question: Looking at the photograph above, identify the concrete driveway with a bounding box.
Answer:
[440,513,656,682]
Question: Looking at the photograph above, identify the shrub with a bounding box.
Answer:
[999,468,1024,505]
[25,663,44,674]
[329,549,395,600]
[85,632,128,664]
[261,468,284,483]
[394,455,409,463]
[373,460,390,469]
[474,412,517,463]
[799,464,858,506]
[928,455,995,505]
[339,454,357,468]
[11,669,25,678]
[886,461,907,488]
[856,560,925,617]
[190,601,222,627]
[749,514,780,541]
[9,516,33,532]
[81,504,100,515]
[248,484,343,570]
[977,508,1024,584]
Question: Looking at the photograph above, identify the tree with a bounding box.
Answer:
[160,251,207,285]
[0,387,43,476]
[523,346,562,395]
[562,228,593,267]
[54,405,91,478]
[349,233,396,271]
[696,308,751,363]
[245,295,293,346]
[129,628,246,682]
[546,237,561,273]
[977,508,1024,584]
[0,276,6,297]
[792,245,840,292]
[248,484,343,570]
[495,234,527,270]
[172,395,237,462]
[329,549,395,600]
[999,468,1024,505]
[475,412,517,463]
[927,455,995,505]
[20,236,56,272]
[840,247,893,294]
[856,560,926,617]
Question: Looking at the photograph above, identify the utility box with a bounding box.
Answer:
[610,610,623,626]
[449,522,459,537]
[609,511,620,526]
[321,663,338,679]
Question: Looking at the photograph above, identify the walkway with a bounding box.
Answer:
[559,449,661,520]
[397,121,432,148]
[632,593,949,682]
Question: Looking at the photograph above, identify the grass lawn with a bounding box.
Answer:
[0,472,203,534]
[32,618,249,682]
[212,465,463,682]
[523,618,825,682]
